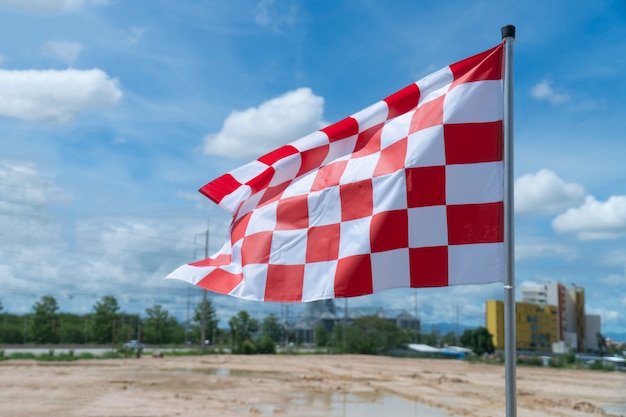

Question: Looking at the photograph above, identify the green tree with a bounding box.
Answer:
[30,296,60,344]
[441,331,459,346]
[460,326,494,355]
[334,315,409,354]
[418,331,438,346]
[0,313,25,343]
[596,332,608,354]
[90,296,120,344]
[57,313,86,344]
[314,324,330,347]
[192,299,217,345]
[228,310,259,353]
[256,335,276,354]
[261,314,284,344]
[144,304,179,345]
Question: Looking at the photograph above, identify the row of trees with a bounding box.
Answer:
[0,296,496,356]
[0,296,187,345]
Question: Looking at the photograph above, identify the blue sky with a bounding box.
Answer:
[1,0,625,336]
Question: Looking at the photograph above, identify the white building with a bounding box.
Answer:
[521,282,596,352]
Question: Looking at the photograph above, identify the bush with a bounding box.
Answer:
[78,352,96,360]
[517,355,543,367]
[241,339,258,355]
[588,361,614,371]
[9,352,37,360]
[256,335,276,354]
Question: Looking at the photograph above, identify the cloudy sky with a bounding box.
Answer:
[1,0,625,335]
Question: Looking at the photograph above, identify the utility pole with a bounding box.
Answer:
[200,228,208,351]
[343,298,348,352]
[455,304,459,344]
[193,224,211,350]
[414,291,419,343]
[185,286,190,345]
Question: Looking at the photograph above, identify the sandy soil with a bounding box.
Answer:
[1,354,624,417]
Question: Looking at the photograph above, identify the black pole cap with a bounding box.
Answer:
[501,25,516,39]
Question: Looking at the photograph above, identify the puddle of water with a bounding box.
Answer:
[603,403,626,417]
[115,367,455,415]
[166,367,233,376]
[175,367,274,376]
[232,391,454,417]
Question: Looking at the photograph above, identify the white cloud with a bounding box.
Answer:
[0,161,70,286]
[0,0,106,13]
[552,195,626,240]
[0,161,66,211]
[530,80,570,104]
[43,41,83,64]
[601,250,626,267]
[600,271,626,287]
[514,169,587,215]
[255,0,296,32]
[126,27,146,45]
[515,242,577,261]
[203,88,326,160]
[0,161,205,315]
[0,68,122,123]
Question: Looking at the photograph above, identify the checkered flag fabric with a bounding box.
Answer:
[168,43,505,302]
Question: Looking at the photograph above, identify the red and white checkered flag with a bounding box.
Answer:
[168,43,505,302]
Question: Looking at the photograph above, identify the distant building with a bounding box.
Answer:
[487,282,600,353]
[291,300,420,344]
[486,300,558,352]
[585,314,601,352]
[521,282,590,352]
[293,300,338,344]
[393,311,421,332]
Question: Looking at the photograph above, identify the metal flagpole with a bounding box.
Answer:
[501,24,517,417]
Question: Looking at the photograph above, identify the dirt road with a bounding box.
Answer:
[1,354,624,417]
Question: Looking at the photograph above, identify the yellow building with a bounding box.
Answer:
[485,300,558,352]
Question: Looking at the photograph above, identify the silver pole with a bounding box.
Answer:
[501,24,517,417]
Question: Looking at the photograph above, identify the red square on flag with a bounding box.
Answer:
[241,232,273,265]
[447,202,503,245]
[353,124,383,158]
[340,179,374,221]
[409,246,448,287]
[276,195,309,230]
[444,121,503,164]
[406,166,446,208]
[311,160,348,192]
[370,210,409,253]
[264,264,304,302]
[231,212,252,244]
[258,181,291,207]
[374,138,407,177]
[306,224,340,263]
[198,269,243,295]
[297,145,329,177]
[334,254,373,297]
[410,96,444,133]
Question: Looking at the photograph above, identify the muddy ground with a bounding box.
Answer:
[1,354,624,417]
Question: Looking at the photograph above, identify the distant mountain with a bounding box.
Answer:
[420,322,475,335]
[419,325,626,344]
[604,331,626,344]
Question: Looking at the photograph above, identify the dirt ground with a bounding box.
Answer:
[0,354,624,417]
